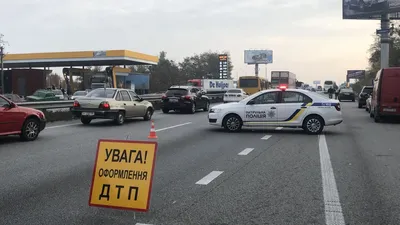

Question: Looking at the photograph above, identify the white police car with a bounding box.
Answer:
[208,86,343,134]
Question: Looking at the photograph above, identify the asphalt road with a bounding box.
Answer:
[1,101,400,225]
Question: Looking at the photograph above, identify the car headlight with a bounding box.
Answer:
[209,108,222,113]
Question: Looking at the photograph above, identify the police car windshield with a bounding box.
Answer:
[239,91,262,103]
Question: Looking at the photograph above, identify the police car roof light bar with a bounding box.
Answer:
[279,85,287,90]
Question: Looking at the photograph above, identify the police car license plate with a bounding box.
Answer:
[82,112,95,116]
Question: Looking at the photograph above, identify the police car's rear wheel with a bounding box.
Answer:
[223,114,242,132]
[303,115,324,135]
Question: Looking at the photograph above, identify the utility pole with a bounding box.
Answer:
[380,13,390,69]
[0,45,4,94]
[0,34,7,95]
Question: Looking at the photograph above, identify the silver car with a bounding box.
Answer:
[70,88,154,125]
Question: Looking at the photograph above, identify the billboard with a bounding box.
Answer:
[313,80,321,85]
[244,50,273,64]
[343,0,400,19]
[347,70,366,79]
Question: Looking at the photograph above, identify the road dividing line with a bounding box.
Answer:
[238,148,255,156]
[136,223,153,225]
[318,134,346,225]
[275,127,283,130]
[261,135,272,140]
[155,122,192,132]
[46,123,81,129]
[195,171,224,185]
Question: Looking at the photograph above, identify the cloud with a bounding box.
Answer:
[1,0,378,84]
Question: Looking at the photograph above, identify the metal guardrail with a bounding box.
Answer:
[16,93,224,110]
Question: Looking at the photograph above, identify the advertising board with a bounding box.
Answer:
[343,0,400,19]
[244,50,273,64]
[218,54,228,79]
[347,70,366,79]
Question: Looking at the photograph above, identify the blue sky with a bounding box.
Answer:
[1,0,380,85]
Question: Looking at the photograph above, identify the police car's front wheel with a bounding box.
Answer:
[303,115,324,135]
[223,114,242,132]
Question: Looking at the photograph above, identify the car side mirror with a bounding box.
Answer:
[247,99,256,105]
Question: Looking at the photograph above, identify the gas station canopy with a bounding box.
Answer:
[3,50,158,68]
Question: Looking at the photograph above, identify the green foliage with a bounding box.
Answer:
[355,21,400,92]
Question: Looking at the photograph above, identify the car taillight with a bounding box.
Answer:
[99,101,110,109]
[183,95,192,100]
[73,101,80,107]
[161,94,167,99]
[335,103,341,111]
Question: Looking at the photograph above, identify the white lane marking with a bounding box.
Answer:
[46,123,81,129]
[318,134,345,225]
[195,171,224,185]
[136,223,153,225]
[238,148,255,156]
[155,122,192,132]
[275,127,283,130]
[261,135,272,140]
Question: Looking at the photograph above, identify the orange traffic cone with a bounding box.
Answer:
[148,120,158,139]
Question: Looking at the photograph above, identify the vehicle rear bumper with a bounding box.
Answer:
[358,98,367,104]
[339,95,355,100]
[161,102,192,110]
[71,108,120,119]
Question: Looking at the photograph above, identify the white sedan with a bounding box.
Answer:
[208,87,343,134]
[223,88,248,103]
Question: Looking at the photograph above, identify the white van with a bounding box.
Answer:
[323,80,336,93]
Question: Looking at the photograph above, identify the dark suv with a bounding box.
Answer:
[161,86,210,114]
[358,86,373,108]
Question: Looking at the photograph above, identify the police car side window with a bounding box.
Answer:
[252,92,278,104]
[282,92,312,103]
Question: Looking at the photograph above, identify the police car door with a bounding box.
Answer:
[244,91,280,125]
[277,91,312,125]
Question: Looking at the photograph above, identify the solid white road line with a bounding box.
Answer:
[155,122,192,132]
[136,223,153,225]
[261,135,272,140]
[46,123,81,129]
[318,134,346,225]
[275,127,283,130]
[238,148,255,156]
[195,171,224,185]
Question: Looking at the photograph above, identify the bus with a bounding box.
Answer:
[270,71,296,89]
[323,80,337,93]
[238,76,268,95]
